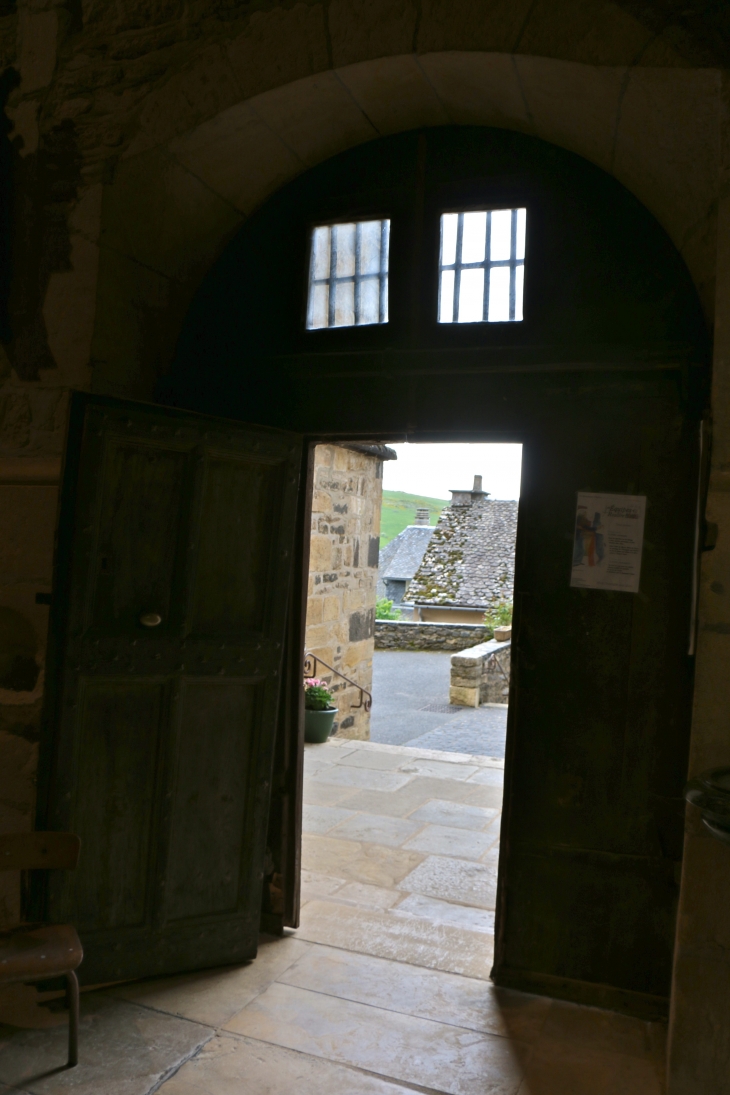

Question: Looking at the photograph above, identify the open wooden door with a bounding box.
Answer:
[260,443,313,934]
[35,393,303,985]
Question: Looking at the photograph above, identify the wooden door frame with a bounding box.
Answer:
[277,428,523,932]
[271,442,314,930]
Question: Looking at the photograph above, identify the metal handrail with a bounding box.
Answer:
[304,651,372,712]
[485,640,511,684]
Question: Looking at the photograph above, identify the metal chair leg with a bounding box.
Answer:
[65,970,79,1067]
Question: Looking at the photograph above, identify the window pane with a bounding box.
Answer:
[308,281,329,329]
[490,210,512,261]
[458,268,485,322]
[514,263,524,321]
[488,265,510,321]
[311,226,330,281]
[335,223,356,278]
[333,279,355,327]
[359,221,382,276]
[462,212,486,264]
[441,214,458,266]
[437,206,526,325]
[358,277,380,325]
[307,219,389,329]
[515,209,526,261]
[439,269,455,322]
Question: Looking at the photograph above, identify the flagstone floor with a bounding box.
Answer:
[0,740,666,1095]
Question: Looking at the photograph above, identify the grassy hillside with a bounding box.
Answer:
[380,490,449,546]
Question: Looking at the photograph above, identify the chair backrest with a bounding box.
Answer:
[0,832,80,871]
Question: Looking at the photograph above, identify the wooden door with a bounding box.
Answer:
[35,393,303,985]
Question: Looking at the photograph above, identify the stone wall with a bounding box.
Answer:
[304,444,383,741]
[375,620,491,651]
[0,459,59,928]
[450,640,511,707]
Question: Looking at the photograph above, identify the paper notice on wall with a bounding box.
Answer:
[570,493,646,593]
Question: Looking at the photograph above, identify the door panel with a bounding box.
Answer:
[191,455,280,634]
[69,678,164,931]
[90,441,187,631]
[37,393,302,984]
[166,678,260,922]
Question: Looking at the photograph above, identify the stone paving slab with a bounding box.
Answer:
[396,854,499,910]
[161,1034,421,1095]
[328,736,504,767]
[0,994,212,1095]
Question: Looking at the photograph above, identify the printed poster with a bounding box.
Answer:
[570,493,646,593]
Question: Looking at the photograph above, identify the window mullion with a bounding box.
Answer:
[483,211,492,322]
[380,219,388,324]
[453,212,464,323]
[328,226,337,327]
[509,208,517,322]
[354,221,362,325]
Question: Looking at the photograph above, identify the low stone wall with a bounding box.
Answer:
[450,640,511,706]
[375,620,491,651]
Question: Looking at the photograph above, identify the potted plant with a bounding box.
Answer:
[304,678,337,743]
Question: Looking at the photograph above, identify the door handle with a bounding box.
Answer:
[139,612,162,627]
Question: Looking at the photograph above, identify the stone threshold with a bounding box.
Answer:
[322,737,505,769]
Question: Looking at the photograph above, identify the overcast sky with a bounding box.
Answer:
[382,443,523,500]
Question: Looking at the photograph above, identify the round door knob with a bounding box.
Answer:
[139,612,162,627]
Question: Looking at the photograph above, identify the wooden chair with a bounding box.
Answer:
[0,832,83,1067]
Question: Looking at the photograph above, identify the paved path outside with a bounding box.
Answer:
[370,650,508,757]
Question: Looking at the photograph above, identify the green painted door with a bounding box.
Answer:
[36,393,303,985]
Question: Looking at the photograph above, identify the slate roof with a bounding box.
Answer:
[377,524,435,597]
[409,497,518,609]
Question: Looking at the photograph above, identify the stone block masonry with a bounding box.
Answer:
[305,445,384,741]
[375,620,491,651]
[450,640,511,707]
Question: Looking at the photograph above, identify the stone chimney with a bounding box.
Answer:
[414,508,430,525]
[450,475,490,506]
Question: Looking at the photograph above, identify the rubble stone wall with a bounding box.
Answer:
[305,444,383,741]
[375,620,491,651]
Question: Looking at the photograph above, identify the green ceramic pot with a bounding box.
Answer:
[304,706,337,743]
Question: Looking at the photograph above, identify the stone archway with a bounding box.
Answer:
[86,53,721,401]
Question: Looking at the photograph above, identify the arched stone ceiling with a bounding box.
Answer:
[90,51,720,397]
[613,0,730,67]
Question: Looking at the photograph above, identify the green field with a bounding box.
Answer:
[380,490,449,546]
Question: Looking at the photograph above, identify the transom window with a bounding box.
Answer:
[307,219,390,329]
[438,208,526,324]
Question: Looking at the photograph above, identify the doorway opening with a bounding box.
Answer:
[373,440,521,755]
[280,436,666,1093]
[298,440,521,977]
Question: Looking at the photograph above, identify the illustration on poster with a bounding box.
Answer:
[570,493,646,594]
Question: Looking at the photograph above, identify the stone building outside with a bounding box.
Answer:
[409,476,518,625]
[304,443,394,741]
[376,509,435,606]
